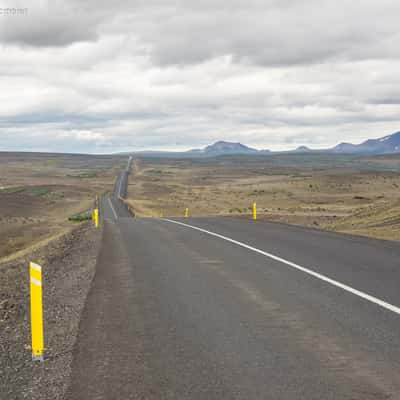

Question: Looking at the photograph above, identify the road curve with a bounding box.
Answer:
[66,168,400,400]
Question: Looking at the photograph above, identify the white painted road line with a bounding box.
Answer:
[163,219,400,316]
[108,198,118,220]
[118,174,123,198]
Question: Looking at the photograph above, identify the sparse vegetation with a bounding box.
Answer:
[0,152,122,260]
[68,212,93,222]
[67,172,98,179]
[1,186,51,196]
[29,187,50,196]
[126,155,400,241]
[0,187,25,194]
[147,169,173,175]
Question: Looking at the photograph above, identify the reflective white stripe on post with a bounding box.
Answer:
[31,277,42,287]
[30,263,42,272]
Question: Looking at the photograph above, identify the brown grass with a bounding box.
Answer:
[0,152,123,261]
[126,155,400,242]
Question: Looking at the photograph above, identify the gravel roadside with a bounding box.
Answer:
[0,222,102,399]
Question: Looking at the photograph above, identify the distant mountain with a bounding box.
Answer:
[293,146,313,153]
[119,141,265,158]
[200,141,259,155]
[118,131,400,157]
[330,132,400,154]
[199,132,400,156]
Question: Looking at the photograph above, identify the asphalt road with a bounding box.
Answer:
[66,167,400,399]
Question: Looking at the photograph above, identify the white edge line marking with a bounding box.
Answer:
[31,277,42,287]
[108,197,118,220]
[118,174,123,198]
[30,263,42,272]
[163,219,400,316]
[118,158,130,196]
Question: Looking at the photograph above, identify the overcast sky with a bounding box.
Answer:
[0,0,399,153]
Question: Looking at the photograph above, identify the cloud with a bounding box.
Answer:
[0,0,102,46]
[108,0,400,67]
[0,0,399,153]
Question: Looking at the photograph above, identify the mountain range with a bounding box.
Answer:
[328,132,400,154]
[192,131,400,156]
[120,131,400,157]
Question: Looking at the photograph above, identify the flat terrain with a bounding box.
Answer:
[65,180,400,399]
[126,154,400,241]
[3,153,400,399]
[0,152,124,261]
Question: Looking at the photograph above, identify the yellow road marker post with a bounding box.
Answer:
[160,211,164,218]
[30,262,44,362]
[185,208,189,218]
[253,202,257,221]
[94,208,99,228]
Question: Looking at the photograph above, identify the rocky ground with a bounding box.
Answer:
[126,156,400,242]
[0,222,102,399]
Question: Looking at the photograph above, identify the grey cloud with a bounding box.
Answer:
[119,0,400,67]
[0,1,102,47]
[0,0,399,153]
[368,98,400,105]
[2,0,400,67]
[9,25,96,48]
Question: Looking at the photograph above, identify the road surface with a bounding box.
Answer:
[66,165,400,399]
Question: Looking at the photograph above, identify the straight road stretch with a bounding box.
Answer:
[66,165,400,400]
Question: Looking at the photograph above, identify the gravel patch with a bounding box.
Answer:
[0,222,102,399]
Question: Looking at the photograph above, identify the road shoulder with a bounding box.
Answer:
[0,222,102,400]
